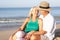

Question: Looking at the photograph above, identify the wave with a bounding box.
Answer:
[0,20,24,23]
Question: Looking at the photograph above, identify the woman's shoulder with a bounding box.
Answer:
[26,17,30,19]
[25,17,30,21]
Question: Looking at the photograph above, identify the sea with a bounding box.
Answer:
[0,7,60,30]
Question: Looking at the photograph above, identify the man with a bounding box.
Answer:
[38,1,56,40]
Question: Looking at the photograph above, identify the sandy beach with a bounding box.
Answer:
[0,29,17,40]
[0,24,60,40]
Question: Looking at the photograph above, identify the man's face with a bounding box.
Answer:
[39,9,48,15]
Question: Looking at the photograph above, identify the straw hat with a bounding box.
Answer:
[39,1,51,11]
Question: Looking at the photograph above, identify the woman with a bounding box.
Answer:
[9,7,46,40]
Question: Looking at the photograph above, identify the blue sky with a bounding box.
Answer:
[0,0,60,8]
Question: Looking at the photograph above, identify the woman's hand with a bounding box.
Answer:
[25,30,35,38]
[24,33,31,40]
[24,31,35,40]
[9,35,13,40]
[9,35,16,40]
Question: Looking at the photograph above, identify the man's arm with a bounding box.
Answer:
[50,20,56,34]
[46,18,56,34]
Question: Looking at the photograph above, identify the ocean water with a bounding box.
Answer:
[0,8,30,17]
[0,7,60,30]
[51,7,60,16]
[0,7,60,17]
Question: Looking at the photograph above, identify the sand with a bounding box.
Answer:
[0,30,16,40]
[0,24,60,40]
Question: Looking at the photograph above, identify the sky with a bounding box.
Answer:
[0,0,60,8]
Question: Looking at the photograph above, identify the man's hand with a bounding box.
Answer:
[33,30,47,35]
[29,31,35,34]
[40,30,47,35]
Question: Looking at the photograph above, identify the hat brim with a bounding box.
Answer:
[39,7,51,11]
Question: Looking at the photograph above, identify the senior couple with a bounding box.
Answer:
[9,1,56,40]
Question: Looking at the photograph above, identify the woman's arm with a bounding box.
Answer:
[9,18,30,40]
[18,18,30,31]
[14,18,29,34]
[33,18,47,35]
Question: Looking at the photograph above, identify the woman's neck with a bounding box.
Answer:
[32,16,37,22]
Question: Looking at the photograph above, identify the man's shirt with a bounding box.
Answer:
[39,13,56,37]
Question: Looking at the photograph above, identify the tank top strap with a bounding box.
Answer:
[29,18,38,22]
[35,18,38,23]
[29,18,32,22]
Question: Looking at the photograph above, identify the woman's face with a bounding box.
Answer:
[32,8,39,17]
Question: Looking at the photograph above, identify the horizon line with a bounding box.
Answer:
[0,6,60,8]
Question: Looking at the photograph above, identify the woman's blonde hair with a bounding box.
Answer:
[29,7,39,18]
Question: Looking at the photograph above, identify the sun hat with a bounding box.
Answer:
[39,1,51,11]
